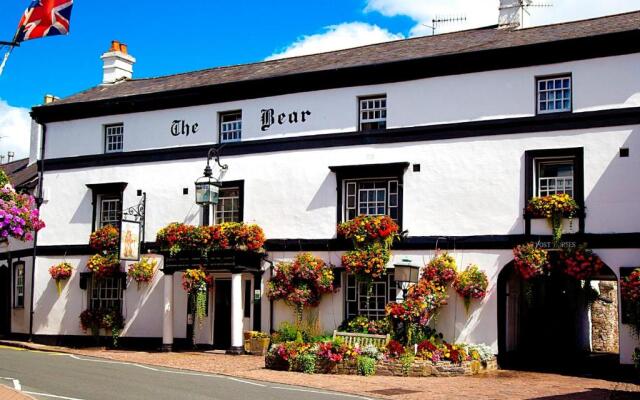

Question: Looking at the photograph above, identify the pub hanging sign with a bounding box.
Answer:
[120,220,141,261]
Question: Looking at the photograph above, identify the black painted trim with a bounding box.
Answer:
[42,107,640,172]
[31,30,640,123]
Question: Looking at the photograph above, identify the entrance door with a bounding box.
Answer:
[0,264,10,336]
[213,280,232,349]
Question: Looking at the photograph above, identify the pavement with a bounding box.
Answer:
[0,340,639,400]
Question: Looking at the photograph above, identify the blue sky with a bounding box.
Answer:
[0,0,638,158]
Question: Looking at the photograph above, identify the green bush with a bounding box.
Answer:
[399,352,415,376]
[357,355,376,376]
[272,322,303,343]
[293,353,317,374]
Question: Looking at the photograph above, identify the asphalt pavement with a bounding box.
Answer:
[0,346,372,400]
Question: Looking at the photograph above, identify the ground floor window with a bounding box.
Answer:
[13,262,24,308]
[89,276,123,311]
[345,272,396,320]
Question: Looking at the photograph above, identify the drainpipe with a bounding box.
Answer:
[265,259,275,333]
[28,121,46,342]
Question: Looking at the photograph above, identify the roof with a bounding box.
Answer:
[0,158,38,191]
[32,11,640,123]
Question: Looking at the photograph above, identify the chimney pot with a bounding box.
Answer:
[101,40,135,84]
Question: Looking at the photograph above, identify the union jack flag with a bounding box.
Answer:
[14,0,74,43]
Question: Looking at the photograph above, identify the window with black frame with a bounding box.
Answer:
[345,272,397,320]
[89,276,123,311]
[13,262,24,308]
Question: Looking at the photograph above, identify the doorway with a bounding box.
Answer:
[498,261,620,371]
[213,279,232,349]
[0,264,10,336]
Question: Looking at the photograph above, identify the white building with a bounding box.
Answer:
[2,5,639,366]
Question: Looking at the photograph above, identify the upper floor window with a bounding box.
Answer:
[536,159,574,197]
[89,276,123,311]
[104,124,124,153]
[537,75,572,114]
[331,162,408,227]
[344,179,399,221]
[220,111,242,143]
[14,262,24,308]
[215,186,241,224]
[99,195,122,228]
[359,95,387,131]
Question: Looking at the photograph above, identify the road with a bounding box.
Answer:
[0,346,371,400]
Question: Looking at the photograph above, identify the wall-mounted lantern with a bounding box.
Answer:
[195,147,228,206]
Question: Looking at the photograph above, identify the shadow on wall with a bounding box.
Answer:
[584,126,639,233]
[69,191,93,226]
[34,261,87,336]
[306,172,336,212]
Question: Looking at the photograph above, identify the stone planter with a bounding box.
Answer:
[246,337,270,356]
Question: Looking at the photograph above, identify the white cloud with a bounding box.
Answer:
[266,22,404,60]
[365,0,640,35]
[0,99,30,160]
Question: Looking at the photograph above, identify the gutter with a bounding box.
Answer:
[28,120,46,342]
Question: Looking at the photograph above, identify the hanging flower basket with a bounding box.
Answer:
[559,246,604,280]
[267,252,334,324]
[341,243,390,281]
[79,309,125,347]
[49,262,73,295]
[89,225,119,254]
[86,254,120,279]
[182,267,213,324]
[526,194,579,247]
[513,243,550,280]
[422,252,458,286]
[453,264,488,313]
[0,186,45,241]
[127,257,157,287]
[337,215,399,248]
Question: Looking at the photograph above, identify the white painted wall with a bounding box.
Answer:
[38,124,640,247]
[44,53,640,159]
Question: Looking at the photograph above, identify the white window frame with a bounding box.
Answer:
[536,75,572,114]
[104,124,124,153]
[219,111,242,143]
[343,178,399,222]
[345,272,396,320]
[98,195,122,228]
[214,186,241,224]
[534,158,575,197]
[359,95,387,131]
[89,276,123,311]
[14,262,25,308]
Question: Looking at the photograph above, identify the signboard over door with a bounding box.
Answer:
[120,220,141,261]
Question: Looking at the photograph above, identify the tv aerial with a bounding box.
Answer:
[422,15,467,36]
[519,0,553,26]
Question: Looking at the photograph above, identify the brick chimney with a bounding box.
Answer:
[100,40,135,84]
[498,0,522,29]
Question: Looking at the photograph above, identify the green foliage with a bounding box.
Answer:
[357,355,376,376]
[0,170,9,187]
[272,322,308,343]
[293,353,317,374]
[399,352,415,376]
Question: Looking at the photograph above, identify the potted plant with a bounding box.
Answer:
[559,246,604,280]
[89,225,119,254]
[86,253,120,279]
[49,262,73,295]
[245,331,271,356]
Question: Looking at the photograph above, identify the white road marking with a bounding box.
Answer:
[23,391,86,400]
[0,376,22,390]
[272,386,372,399]
[226,377,266,387]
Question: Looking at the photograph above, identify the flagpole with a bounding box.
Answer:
[0,41,20,47]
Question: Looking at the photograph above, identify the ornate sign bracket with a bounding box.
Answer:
[123,192,146,243]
